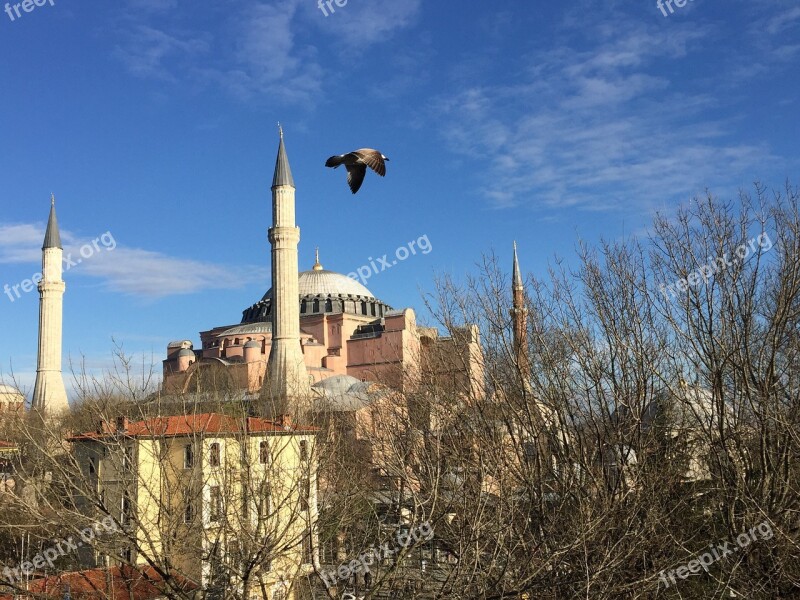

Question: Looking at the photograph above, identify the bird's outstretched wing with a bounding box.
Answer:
[353,149,386,177]
[346,164,367,194]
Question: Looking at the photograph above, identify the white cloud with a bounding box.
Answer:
[315,0,422,46]
[114,25,210,81]
[433,24,776,212]
[0,221,265,299]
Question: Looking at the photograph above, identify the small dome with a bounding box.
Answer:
[313,375,389,412]
[178,349,195,358]
[244,340,260,349]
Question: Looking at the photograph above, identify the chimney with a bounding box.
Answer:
[277,414,293,430]
[116,416,129,432]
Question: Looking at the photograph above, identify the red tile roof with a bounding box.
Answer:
[0,440,17,450]
[0,565,197,600]
[69,412,318,441]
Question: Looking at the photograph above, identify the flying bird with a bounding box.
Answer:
[325,148,389,194]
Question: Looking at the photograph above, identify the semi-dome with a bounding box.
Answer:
[241,253,393,324]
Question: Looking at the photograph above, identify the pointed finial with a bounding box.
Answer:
[278,122,283,139]
[51,193,55,207]
[512,241,523,290]
[313,247,323,271]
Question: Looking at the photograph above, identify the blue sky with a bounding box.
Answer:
[0,0,798,397]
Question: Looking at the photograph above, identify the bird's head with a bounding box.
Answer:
[382,154,390,161]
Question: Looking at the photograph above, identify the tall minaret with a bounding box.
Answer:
[31,195,70,415]
[263,126,312,417]
[510,242,531,391]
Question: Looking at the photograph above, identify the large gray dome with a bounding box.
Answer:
[261,269,375,302]
[241,266,393,324]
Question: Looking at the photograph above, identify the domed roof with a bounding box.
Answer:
[178,348,195,358]
[243,340,260,349]
[259,269,375,302]
[241,253,393,324]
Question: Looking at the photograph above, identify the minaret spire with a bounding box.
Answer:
[272,124,294,188]
[43,195,62,249]
[510,242,531,393]
[263,127,311,417]
[32,196,69,415]
[512,241,523,291]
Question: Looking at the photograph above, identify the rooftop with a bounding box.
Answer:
[0,565,197,600]
[70,412,318,441]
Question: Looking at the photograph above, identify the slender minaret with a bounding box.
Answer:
[510,242,532,392]
[31,195,70,415]
[263,126,312,416]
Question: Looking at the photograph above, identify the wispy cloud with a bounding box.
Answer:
[315,0,421,46]
[0,221,264,298]
[114,25,210,81]
[113,0,422,104]
[433,22,777,212]
[204,0,323,103]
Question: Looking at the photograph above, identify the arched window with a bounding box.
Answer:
[300,300,307,314]
[313,299,320,313]
[325,299,333,312]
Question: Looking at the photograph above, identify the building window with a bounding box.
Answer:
[361,301,367,315]
[88,457,97,475]
[184,497,194,524]
[122,447,133,472]
[121,492,132,525]
[313,299,320,313]
[210,486,222,522]
[184,444,194,469]
[325,299,332,312]
[259,441,270,465]
[301,529,313,565]
[209,443,221,468]
[299,478,310,511]
[300,300,307,314]
[299,440,308,462]
[258,480,272,521]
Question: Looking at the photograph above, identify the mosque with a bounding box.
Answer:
[161,129,485,409]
